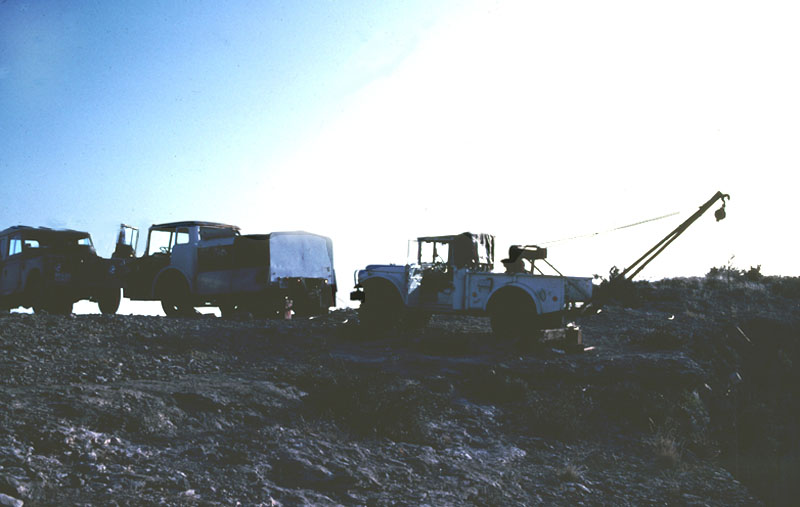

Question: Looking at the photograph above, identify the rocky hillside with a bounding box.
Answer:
[1,273,798,505]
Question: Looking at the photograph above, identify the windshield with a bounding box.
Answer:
[417,240,450,265]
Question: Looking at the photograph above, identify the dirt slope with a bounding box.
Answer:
[1,275,797,506]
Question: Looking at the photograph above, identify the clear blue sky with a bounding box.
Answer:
[2,0,799,315]
[1,0,455,229]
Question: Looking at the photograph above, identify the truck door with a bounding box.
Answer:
[112,224,139,258]
[168,227,194,288]
[417,240,456,310]
[126,228,174,299]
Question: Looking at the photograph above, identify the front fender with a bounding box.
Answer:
[358,273,404,296]
[355,266,406,292]
[152,267,192,298]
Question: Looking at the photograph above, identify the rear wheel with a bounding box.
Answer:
[219,302,241,319]
[488,290,538,339]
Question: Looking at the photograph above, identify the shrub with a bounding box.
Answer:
[652,434,681,468]
[557,463,586,483]
[744,265,763,282]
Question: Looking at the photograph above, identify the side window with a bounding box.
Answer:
[9,238,22,256]
[23,239,40,250]
[174,228,189,246]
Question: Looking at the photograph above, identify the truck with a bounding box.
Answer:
[0,226,119,314]
[350,232,593,336]
[106,221,336,318]
[350,192,732,338]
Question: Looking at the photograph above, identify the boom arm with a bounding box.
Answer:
[617,191,730,282]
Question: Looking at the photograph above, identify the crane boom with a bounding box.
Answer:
[617,191,730,282]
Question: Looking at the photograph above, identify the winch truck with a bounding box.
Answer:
[351,192,731,337]
[350,232,592,336]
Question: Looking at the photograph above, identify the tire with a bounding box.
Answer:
[23,272,72,315]
[359,281,403,332]
[159,277,194,317]
[219,303,240,319]
[98,288,121,315]
[488,290,538,339]
[24,272,46,313]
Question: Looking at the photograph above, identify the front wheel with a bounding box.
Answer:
[160,280,194,317]
[359,282,403,332]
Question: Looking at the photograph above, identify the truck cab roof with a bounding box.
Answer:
[150,221,240,231]
[417,232,493,243]
[0,225,92,241]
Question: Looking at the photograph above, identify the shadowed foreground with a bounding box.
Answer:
[2,273,798,505]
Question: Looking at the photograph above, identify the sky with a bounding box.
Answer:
[1,0,799,314]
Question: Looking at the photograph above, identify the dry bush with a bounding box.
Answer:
[557,463,586,483]
[652,434,682,468]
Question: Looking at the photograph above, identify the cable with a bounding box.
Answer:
[539,210,681,246]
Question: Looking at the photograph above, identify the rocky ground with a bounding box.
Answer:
[1,273,798,506]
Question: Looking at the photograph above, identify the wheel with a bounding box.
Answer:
[159,278,194,317]
[219,302,240,319]
[161,299,194,317]
[358,281,403,331]
[24,272,46,313]
[488,290,538,339]
[98,288,121,315]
